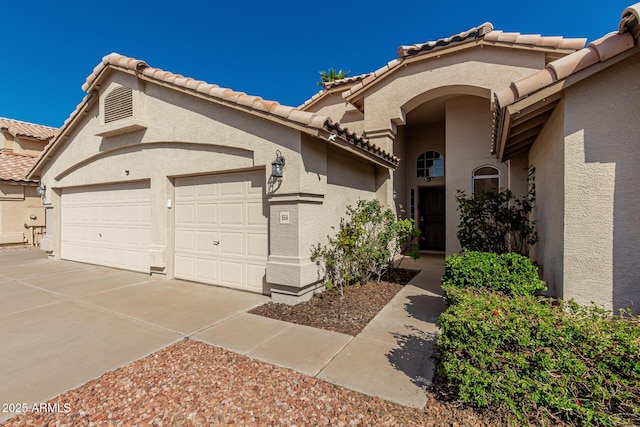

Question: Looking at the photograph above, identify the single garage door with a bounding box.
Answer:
[174,171,268,293]
[61,182,151,273]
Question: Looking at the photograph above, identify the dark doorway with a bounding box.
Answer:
[418,187,445,251]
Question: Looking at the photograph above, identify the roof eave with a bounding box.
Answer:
[29,63,397,177]
[26,94,97,179]
[494,44,640,161]
[316,128,398,169]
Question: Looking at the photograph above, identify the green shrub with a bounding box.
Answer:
[310,199,419,296]
[456,167,537,256]
[437,286,640,426]
[442,251,546,297]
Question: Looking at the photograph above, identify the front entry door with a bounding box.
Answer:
[418,187,445,251]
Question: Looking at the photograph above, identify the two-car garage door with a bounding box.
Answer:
[60,172,268,293]
[61,182,151,273]
[174,171,268,293]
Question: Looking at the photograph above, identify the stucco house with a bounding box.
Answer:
[27,53,398,304]
[27,3,639,311]
[0,118,56,246]
[493,3,640,313]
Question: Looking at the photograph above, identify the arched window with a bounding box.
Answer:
[473,166,500,195]
[416,151,444,178]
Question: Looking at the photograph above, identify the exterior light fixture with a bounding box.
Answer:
[36,182,46,197]
[271,150,285,178]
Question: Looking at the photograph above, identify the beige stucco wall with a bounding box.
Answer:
[528,101,565,297]
[561,53,640,314]
[0,183,44,245]
[301,91,365,135]
[361,47,546,151]
[37,70,379,301]
[445,96,507,255]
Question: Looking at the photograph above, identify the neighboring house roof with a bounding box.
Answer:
[492,2,640,161]
[0,117,57,140]
[341,23,586,111]
[0,152,38,184]
[29,54,398,178]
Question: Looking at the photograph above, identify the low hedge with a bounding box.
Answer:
[442,251,546,297]
[437,285,640,426]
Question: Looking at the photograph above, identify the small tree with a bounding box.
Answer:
[318,68,350,86]
[456,167,537,256]
[310,199,419,297]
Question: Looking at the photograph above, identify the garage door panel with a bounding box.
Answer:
[175,230,195,251]
[174,171,267,293]
[197,204,217,224]
[220,203,243,225]
[247,234,268,258]
[220,232,243,255]
[196,231,219,252]
[197,181,218,196]
[220,181,243,196]
[175,182,196,198]
[247,264,266,289]
[175,204,195,224]
[219,260,243,286]
[196,258,217,281]
[247,202,266,226]
[175,255,195,280]
[61,182,151,273]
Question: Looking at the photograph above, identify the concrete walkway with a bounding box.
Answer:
[0,250,444,422]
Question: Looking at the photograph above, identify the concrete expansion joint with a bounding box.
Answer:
[243,322,295,355]
[313,335,355,378]
[0,301,62,320]
[186,310,269,340]
[72,299,183,337]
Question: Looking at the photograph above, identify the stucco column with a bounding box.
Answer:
[40,188,60,258]
[148,174,171,278]
[266,193,325,304]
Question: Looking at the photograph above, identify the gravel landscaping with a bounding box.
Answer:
[4,340,495,427]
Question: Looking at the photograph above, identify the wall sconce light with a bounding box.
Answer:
[36,182,46,197]
[425,176,435,182]
[271,150,285,178]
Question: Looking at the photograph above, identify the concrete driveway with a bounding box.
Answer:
[0,249,268,422]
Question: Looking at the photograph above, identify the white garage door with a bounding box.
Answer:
[174,171,268,293]
[61,182,151,273]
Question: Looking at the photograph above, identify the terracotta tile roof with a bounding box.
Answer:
[0,117,57,140]
[342,24,586,103]
[299,73,371,110]
[0,152,38,183]
[493,32,636,108]
[29,54,398,178]
[397,22,494,57]
[491,2,640,159]
[322,73,371,90]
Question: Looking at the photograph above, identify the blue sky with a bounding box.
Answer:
[0,0,632,128]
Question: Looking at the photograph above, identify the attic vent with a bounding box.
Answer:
[104,86,133,123]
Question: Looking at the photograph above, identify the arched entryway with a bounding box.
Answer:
[393,86,493,254]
